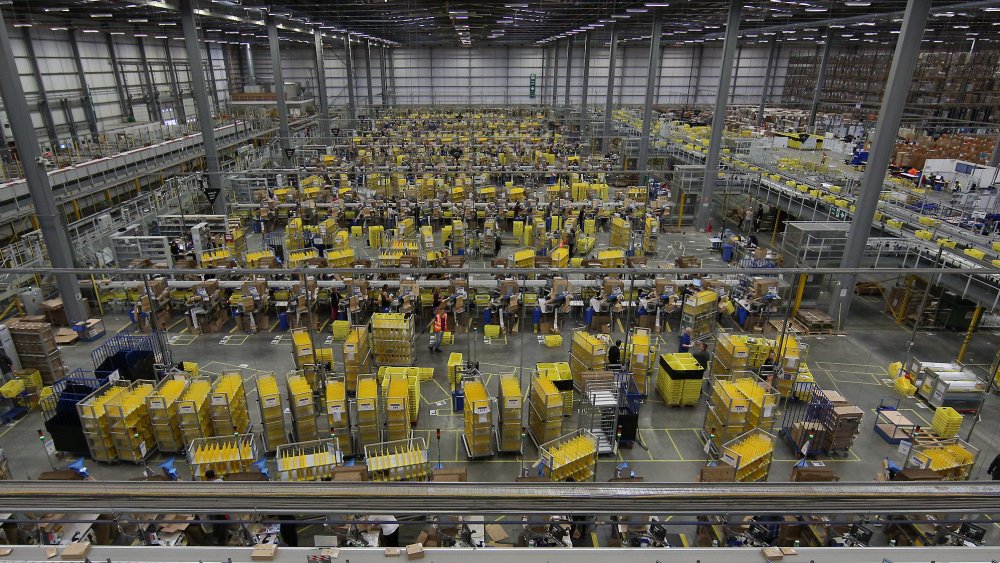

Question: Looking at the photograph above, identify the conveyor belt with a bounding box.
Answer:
[0,481,998,515]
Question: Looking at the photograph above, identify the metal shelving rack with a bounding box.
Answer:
[578,380,620,456]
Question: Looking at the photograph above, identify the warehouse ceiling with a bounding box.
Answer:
[4,0,1000,48]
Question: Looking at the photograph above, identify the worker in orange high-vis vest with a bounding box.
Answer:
[429,310,447,353]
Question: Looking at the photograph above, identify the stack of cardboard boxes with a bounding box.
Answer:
[7,318,66,384]
[184,280,226,334]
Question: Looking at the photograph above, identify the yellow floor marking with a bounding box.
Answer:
[229,323,240,334]
[180,327,189,334]
[269,320,280,332]
[167,318,185,331]
[664,429,683,460]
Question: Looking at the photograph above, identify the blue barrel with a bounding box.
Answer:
[452,388,465,412]
[483,309,492,325]
[532,307,542,325]
[584,307,594,326]
[278,312,289,331]
[722,243,735,263]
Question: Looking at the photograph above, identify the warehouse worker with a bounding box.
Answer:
[367,515,399,547]
[429,310,447,353]
[693,342,710,376]
[608,340,622,371]
[987,453,1000,480]
[678,327,692,353]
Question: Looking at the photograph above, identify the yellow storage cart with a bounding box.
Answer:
[355,377,381,449]
[177,377,213,446]
[497,375,522,453]
[147,377,189,453]
[256,372,287,452]
[325,377,353,457]
[276,438,343,481]
[287,371,317,442]
[462,378,494,458]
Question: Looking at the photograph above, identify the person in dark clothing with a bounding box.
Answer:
[0,350,12,377]
[608,340,622,368]
[380,285,392,312]
[494,234,502,256]
[692,342,710,375]
[988,453,1000,480]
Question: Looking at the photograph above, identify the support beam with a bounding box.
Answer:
[244,44,256,87]
[695,0,742,230]
[539,46,548,108]
[601,25,620,153]
[221,44,235,105]
[757,39,777,128]
[59,99,79,147]
[637,10,664,185]
[68,31,100,138]
[428,46,436,106]
[828,0,931,326]
[504,46,511,107]
[343,37,357,124]
[551,41,561,107]
[687,45,703,109]
[0,10,87,323]
[204,44,221,114]
[364,40,375,110]
[808,36,833,129]
[388,48,397,105]
[654,42,665,105]
[105,33,132,121]
[314,30,332,147]
[579,32,592,137]
[21,28,59,150]
[136,37,162,123]
[379,46,389,106]
[730,46,742,105]
[179,0,224,214]
[563,36,574,107]
[267,16,292,167]
[162,39,187,125]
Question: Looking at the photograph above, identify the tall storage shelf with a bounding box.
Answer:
[462,378,493,458]
[569,330,606,389]
[287,372,318,442]
[377,366,421,425]
[538,429,598,482]
[365,437,430,482]
[187,434,258,480]
[176,377,214,447]
[276,439,343,481]
[210,372,250,436]
[681,290,718,341]
[372,313,415,366]
[537,362,574,416]
[291,329,319,390]
[78,381,130,462]
[343,326,372,393]
[528,375,563,445]
[656,353,704,407]
[630,328,652,395]
[105,380,157,463]
[580,380,619,455]
[384,374,411,442]
[256,373,287,453]
[325,378,353,457]
[497,375,522,453]
[355,377,381,451]
[721,428,776,483]
[147,377,189,453]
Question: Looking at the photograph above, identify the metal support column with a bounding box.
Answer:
[579,32,592,138]
[68,31,100,138]
[21,28,59,150]
[688,44,703,108]
[221,44,235,104]
[344,36,357,124]
[379,46,389,106]
[563,36,574,107]
[808,36,833,129]
[105,33,132,121]
[730,46,742,105]
[179,0,224,213]
[58,99,79,147]
[244,44,257,87]
[828,0,931,326]
[428,47,436,106]
[136,37,162,123]
[314,30,332,147]
[267,15,292,167]
[757,39,777,127]
[162,39,187,125]
[364,40,375,110]
[204,44,221,114]
[0,10,87,323]
[990,133,1000,168]
[637,10,663,185]
[601,25,620,153]
[388,48,397,105]
[695,0,742,230]
[551,41,561,107]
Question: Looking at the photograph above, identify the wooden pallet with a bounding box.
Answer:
[795,309,835,334]
[906,428,948,446]
[769,320,804,335]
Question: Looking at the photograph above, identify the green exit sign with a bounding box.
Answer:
[529,74,536,99]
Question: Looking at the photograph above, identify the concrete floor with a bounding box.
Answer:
[2,229,997,489]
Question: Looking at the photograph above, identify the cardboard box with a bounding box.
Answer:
[250,543,277,560]
[60,542,91,560]
[699,465,736,482]
[405,543,424,560]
